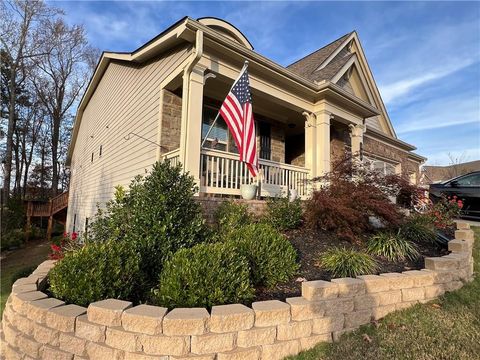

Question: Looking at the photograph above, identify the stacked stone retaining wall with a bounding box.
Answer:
[0,222,475,360]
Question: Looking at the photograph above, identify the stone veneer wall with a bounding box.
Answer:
[159,90,182,155]
[1,223,475,360]
[196,198,268,225]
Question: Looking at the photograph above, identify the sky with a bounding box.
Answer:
[52,0,480,166]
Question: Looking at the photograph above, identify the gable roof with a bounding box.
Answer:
[287,32,352,81]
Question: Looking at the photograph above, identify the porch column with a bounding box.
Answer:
[303,112,316,179]
[314,110,332,177]
[349,123,365,160]
[179,64,206,187]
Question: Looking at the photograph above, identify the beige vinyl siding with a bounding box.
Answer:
[66,45,191,233]
[366,115,382,132]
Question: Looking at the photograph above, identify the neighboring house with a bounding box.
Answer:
[420,160,480,186]
[65,17,426,233]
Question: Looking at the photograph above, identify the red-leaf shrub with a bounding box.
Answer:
[304,155,411,243]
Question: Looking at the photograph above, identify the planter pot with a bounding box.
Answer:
[241,184,258,200]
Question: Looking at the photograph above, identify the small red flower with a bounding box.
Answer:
[51,244,61,252]
[71,232,78,240]
[457,200,463,209]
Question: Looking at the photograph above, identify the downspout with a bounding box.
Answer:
[179,29,203,167]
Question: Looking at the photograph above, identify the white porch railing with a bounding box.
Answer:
[200,148,310,198]
[162,149,180,167]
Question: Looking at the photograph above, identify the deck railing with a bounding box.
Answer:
[200,148,310,198]
[162,149,180,167]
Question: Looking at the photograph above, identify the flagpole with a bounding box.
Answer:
[200,61,249,148]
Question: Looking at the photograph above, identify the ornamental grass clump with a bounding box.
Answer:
[153,241,254,308]
[318,247,378,278]
[367,231,419,262]
[399,215,436,244]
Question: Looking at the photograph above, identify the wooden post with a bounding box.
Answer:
[47,199,53,242]
[25,202,32,242]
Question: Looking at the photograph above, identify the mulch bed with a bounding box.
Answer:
[255,227,449,302]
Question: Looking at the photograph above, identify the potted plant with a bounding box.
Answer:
[241,180,258,200]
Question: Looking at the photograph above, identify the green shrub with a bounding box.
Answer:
[87,161,207,288]
[215,201,251,235]
[154,242,254,308]
[400,215,436,244]
[367,232,419,262]
[49,239,142,306]
[226,223,299,288]
[265,195,303,231]
[319,247,378,278]
[1,229,25,250]
[1,197,26,236]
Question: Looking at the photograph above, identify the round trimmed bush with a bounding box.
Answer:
[215,200,251,235]
[319,247,378,278]
[49,239,142,306]
[265,196,303,231]
[226,223,299,288]
[367,232,419,262]
[153,242,254,308]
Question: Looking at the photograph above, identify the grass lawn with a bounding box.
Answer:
[0,239,51,317]
[288,226,480,360]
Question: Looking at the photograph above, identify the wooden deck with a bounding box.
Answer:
[26,192,69,241]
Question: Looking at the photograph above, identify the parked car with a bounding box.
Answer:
[429,171,480,219]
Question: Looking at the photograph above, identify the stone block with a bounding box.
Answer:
[353,294,379,310]
[277,320,312,340]
[12,314,33,335]
[42,345,74,360]
[105,327,140,353]
[444,280,463,292]
[191,332,235,354]
[356,275,391,293]
[396,301,417,311]
[5,344,22,360]
[210,304,254,333]
[88,299,132,326]
[17,334,42,358]
[261,340,300,360]
[26,297,65,323]
[11,291,48,314]
[425,257,458,271]
[86,342,125,360]
[323,297,354,316]
[379,273,414,289]
[11,284,37,295]
[455,221,470,230]
[252,300,290,327]
[424,284,445,299]
[402,287,425,302]
[170,355,214,360]
[286,297,324,321]
[344,310,372,328]
[455,229,474,241]
[59,332,87,356]
[302,280,338,300]
[162,308,209,336]
[421,269,453,284]
[140,334,190,356]
[75,314,106,342]
[46,304,86,332]
[122,304,167,335]
[3,323,19,347]
[401,270,434,287]
[124,352,169,360]
[217,347,261,360]
[312,316,344,334]
[33,322,60,346]
[331,278,365,297]
[237,326,276,347]
[448,239,471,253]
[372,305,396,320]
[299,333,332,351]
[373,290,402,306]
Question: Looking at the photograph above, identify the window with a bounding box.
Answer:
[85,217,89,232]
[91,152,94,162]
[73,214,77,233]
[364,157,398,176]
[201,106,238,153]
[99,145,103,157]
[455,173,480,186]
[259,122,271,160]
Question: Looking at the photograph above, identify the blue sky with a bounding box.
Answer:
[53,1,480,166]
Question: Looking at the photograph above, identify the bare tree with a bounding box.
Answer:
[32,18,95,194]
[444,152,469,179]
[0,0,59,200]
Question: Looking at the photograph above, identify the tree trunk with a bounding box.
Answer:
[3,72,16,201]
[51,116,60,195]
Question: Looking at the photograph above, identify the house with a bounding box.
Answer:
[65,17,426,233]
[420,160,480,187]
